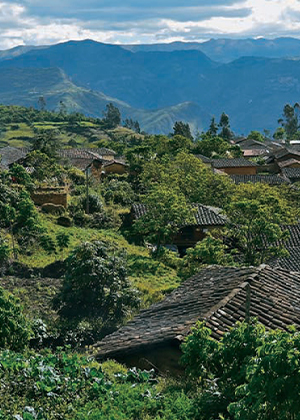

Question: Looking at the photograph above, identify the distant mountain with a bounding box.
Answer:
[2,39,300,133]
[0,67,207,134]
[0,40,215,109]
[124,37,300,63]
[0,45,40,61]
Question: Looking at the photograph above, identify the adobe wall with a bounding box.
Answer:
[104,163,127,175]
[31,191,68,207]
[222,167,257,175]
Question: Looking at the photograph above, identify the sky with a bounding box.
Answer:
[2,0,300,49]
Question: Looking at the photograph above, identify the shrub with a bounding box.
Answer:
[79,193,103,214]
[54,241,140,326]
[103,179,135,206]
[0,287,31,351]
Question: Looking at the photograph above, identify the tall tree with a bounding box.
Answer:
[134,184,193,253]
[207,117,218,137]
[226,183,296,265]
[103,103,121,129]
[219,112,233,141]
[173,121,193,140]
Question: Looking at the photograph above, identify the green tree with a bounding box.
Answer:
[194,135,230,158]
[54,241,140,324]
[207,117,218,137]
[25,150,63,182]
[278,103,300,138]
[123,118,141,133]
[38,96,46,111]
[229,326,300,420]
[134,184,194,253]
[141,152,236,208]
[226,183,296,265]
[219,112,233,141]
[9,164,33,190]
[173,121,193,140]
[182,320,300,420]
[0,287,31,351]
[179,235,234,280]
[247,130,264,142]
[31,129,61,158]
[273,126,286,141]
[103,103,121,129]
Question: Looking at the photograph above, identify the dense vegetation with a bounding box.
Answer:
[0,103,299,418]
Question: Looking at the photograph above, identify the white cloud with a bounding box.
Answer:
[2,0,300,49]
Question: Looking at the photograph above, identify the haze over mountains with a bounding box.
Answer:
[1,37,300,134]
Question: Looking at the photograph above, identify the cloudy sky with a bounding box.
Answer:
[2,0,300,49]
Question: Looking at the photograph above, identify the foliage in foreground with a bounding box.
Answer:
[181,319,300,420]
[0,286,31,351]
[0,349,192,420]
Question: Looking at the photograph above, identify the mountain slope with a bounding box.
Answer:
[2,39,300,132]
[0,40,216,109]
[0,67,207,134]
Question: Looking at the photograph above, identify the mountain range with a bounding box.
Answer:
[1,38,300,134]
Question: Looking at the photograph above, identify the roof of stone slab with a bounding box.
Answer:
[0,146,28,169]
[131,203,227,226]
[282,167,300,179]
[95,265,300,360]
[212,158,258,168]
[230,174,289,185]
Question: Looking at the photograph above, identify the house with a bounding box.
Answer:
[267,148,300,167]
[211,158,258,175]
[234,138,271,159]
[131,203,227,253]
[0,146,28,170]
[229,174,289,186]
[94,265,300,371]
[58,149,104,180]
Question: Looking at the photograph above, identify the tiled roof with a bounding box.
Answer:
[194,154,212,164]
[82,148,117,156]
[282,167,300,179]
[132,203,227,226]
[278,159,300,168]
[236,139,268,150]
[212,158,258,168]
[0,146,28,169]
[58,149,103,160]
[230,174,289,185]
[94,265,300,359]
[243,149,269,157]
[275,147,300,160]
[270,224,300,272]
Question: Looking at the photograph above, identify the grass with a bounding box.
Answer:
[17,214,181,307]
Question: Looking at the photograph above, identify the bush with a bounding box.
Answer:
[66,167,86,185]
[54,241,140,326]
[103,179,135,206]
[79,193,103,214]
[0,287,31,351]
